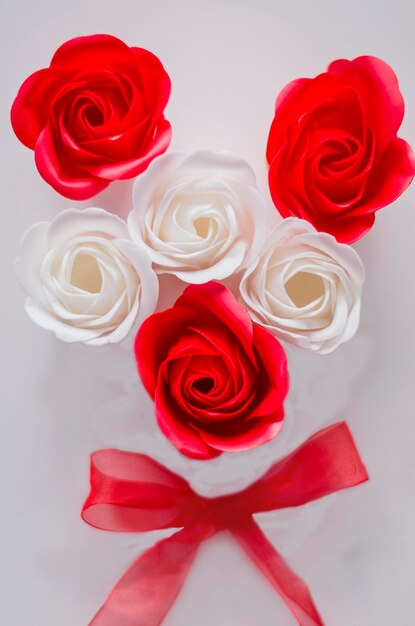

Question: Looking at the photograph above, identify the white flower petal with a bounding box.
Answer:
[178,151,257,187]
[114,239,159,324]
[15,221,50,306]
[47,207,129,247]
[25,298,104,343]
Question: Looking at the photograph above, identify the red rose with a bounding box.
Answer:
[266,56,415,243]
[135,282,289,460]
[11,34,171,200]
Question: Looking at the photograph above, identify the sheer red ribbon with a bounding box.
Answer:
[82,422,368,626]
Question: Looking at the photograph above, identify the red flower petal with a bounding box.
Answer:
[200,414,284,452]
[34,125,109,200]
[175,282,256,361]
[250,325,289,417]
[317,212,375,244]
[266,77,312,164]
[155,379,220,460]
[11,68,65,148]
[328,56,404,146]
[130,47,172,117]
[360,138,415,213]
[86,118,172,180]
[50,34,137,73]
[135,308,196,398]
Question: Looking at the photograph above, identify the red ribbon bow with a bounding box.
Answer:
[82,422,368,626]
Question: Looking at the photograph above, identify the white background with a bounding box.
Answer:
[2,0,415,624]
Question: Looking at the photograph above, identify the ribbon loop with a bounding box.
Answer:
[240,422,369,513]
[82,422,369,626]
[83,449,200,532]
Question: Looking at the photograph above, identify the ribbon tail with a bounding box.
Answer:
[232,518,325,626]
[89,524,211,626]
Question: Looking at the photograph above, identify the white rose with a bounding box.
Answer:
[240,218,365,354]
[128,151,267,283]
[15,208,158,346]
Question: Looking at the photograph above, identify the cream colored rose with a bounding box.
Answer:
[128,151,267,283]
[15,208,158,345]
[240,218,365,354]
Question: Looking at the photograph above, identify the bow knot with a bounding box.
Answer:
[82,422,368,626]
[200,493,251,530]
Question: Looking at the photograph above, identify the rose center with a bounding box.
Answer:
[71,253,103,293]
[193,377,215,394]
[285,271,324,307]
[193,217,211,238]
[84,105,105,127]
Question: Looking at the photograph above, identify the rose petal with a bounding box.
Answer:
[251,324,289,413]
[200,414,284,452]
[175,281,255,361]
[50,34,138,73]
[135,307,197,397]
[328,56,405,146]
[359,138,415,214]
[34,125,109,200]
[11,68,66,148]
[130,46,172,118]
[87,118,171,180]
[47,207,129,247]
[15,221,49,305]
[155,380,220,460]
